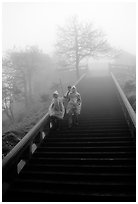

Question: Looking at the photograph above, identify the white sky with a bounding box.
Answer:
[2,1,136,55]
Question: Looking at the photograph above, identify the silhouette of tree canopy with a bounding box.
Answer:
[3,46,52,106]
[56,16,112,78]
[2,46,54,123]
[9,46,44,105]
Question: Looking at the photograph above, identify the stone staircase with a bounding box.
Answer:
[4,76,136,202]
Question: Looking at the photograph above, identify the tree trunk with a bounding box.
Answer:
[9,106,15,122]
[4,108,14,123]
[75,26,80,79]
[9,99,15,122]
[28,72,33,103]
[75,58,79,79]
[22,71,30,108]
[24,79,29,107]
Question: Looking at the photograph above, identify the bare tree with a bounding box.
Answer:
[56,16,112,78]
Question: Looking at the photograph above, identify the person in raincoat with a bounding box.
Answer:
[63,85,72,114]
[66,86,82,128]
[49,91,65,130]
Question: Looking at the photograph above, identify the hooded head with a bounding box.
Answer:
[53,90,59,99]
[68,85,72,91]
[71,86,77,93]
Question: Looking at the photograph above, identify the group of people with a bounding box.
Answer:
[48,85,82,131]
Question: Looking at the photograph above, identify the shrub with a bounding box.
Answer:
[124,80,135,93]
[40,94,50,103]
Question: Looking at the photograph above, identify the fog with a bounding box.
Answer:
[2,1,136,134]
[3,1,136,55]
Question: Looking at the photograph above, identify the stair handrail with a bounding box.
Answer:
[74,73,86,86]
[2,113,49,171]
[110,72,136,129]
[2,72,86,195]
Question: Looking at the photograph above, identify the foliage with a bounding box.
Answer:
[128,94,136,108]
[124,80,135,93]
[112,64,136,111]
[50,82,61,91]
[40,94,50,103]
[2,102,49,157]
[3,46,53,107]
[2,46,56,157]
[2,46,54,123]
[2,58,23,122]
[9,46,43,106]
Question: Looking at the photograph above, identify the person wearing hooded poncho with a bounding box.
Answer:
[49,91,65,130]
[63,85,72,113]
[66,86,82,128]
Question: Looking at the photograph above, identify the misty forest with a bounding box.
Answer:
[2,13,135,158]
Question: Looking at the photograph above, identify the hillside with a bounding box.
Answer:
[111,50,136,111]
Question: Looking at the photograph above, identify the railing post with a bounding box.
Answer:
[43,115,50,136]
[3,161,18,198]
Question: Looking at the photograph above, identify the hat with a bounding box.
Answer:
[53,90,59,96]
[72,86,76,90]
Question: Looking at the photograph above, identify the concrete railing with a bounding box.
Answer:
[110,72,136,137]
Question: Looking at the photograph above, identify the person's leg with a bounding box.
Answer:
[50,116,57,130]
[68,112,73,128]
[74,112,79,125]
[57,118,62,130]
